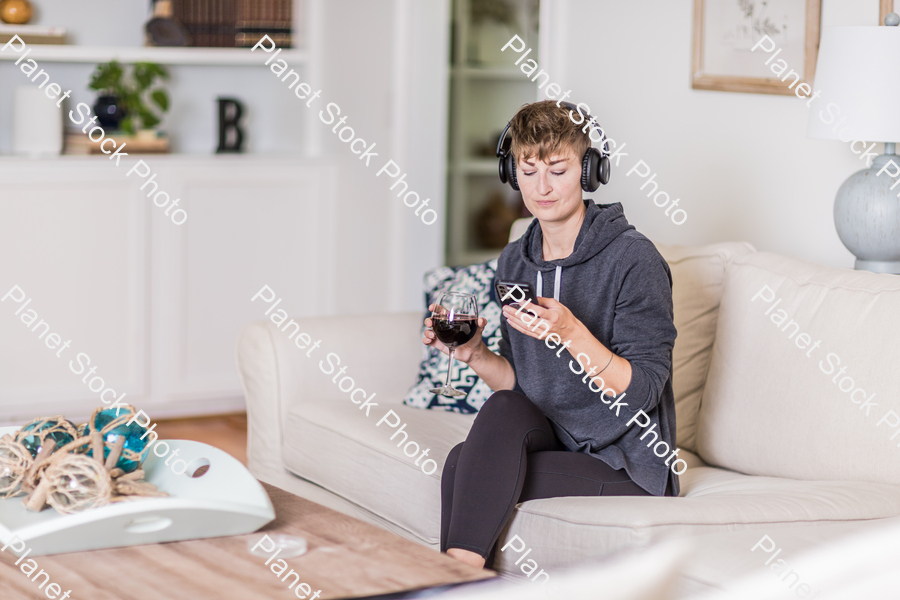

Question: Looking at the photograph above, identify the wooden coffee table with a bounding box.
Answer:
[0,482,495,599]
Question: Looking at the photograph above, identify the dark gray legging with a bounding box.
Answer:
[441,390,660,562]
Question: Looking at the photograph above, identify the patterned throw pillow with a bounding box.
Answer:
[402,259,502,413]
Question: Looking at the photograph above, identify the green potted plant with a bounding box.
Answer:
[88,61,170,135]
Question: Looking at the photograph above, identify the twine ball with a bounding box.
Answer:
[45,454,112,514]
[84,407,150,473]
[15,416,78,458]
[0,435,32,498]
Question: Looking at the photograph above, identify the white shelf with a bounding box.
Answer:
[451,159,498,175]
[452,249,502,266]
[451,66,525,80]
[0,152,322,163]
[0,45,307,66]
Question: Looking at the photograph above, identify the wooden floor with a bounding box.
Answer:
[154,412,249,465]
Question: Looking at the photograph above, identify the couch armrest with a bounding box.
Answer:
[235,312,425,482]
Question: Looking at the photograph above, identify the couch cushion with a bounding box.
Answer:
[282,383,900,572]
[696,251,900,485]
[402,259,502,413]
[282,395,474,544]
[492,463,900,577]
[654,242,755,452]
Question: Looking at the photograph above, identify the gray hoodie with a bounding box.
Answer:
[497,200,679,497]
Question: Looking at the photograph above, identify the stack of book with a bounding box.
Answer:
[64,131,170,155]
[235,0,293,48]
[0,24,66,45]
[172,0,292,48]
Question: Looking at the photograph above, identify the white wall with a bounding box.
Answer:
[388,0,450,311]
[314,0,448,313]
[541,0,883,269]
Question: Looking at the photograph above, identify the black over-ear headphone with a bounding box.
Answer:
[496,101,611,192]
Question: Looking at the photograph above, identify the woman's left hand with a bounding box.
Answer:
[502,297,583,342]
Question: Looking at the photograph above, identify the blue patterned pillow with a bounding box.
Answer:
[402,259,501,413]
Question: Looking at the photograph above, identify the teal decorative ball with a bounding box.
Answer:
[17,417,77,457]
[84,408,151,473]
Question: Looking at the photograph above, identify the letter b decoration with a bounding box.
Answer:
[216,97,245,153]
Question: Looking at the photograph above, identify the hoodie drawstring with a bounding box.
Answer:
[536,266,563,301]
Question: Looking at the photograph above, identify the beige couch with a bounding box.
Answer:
[236,222,900,597]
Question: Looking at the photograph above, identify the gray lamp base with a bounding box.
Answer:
[834,153,900,275]
[854,258,900,274]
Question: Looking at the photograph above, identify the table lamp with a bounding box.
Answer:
[807,14,900,274]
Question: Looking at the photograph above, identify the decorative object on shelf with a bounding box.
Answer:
[474,191,520,249]
[467,0,517,66]
[0,406,167,515]
[0,0,32,25]
[12,85,63,156]
[216,97,245,153]
[0,24,65,44]
[88,60,170,135]
[692,0,822,95]
[473,131,504,158]
[806,15,900,274]
[146,0,189,47]
[92,93,126,129]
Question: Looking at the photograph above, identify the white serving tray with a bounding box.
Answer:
[0,426,275,556]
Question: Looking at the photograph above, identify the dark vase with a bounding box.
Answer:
[93,94,126,130]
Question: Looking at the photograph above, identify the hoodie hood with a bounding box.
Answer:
[519,201,635,271]
[519,201,636,300]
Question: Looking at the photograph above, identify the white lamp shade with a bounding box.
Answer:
[807,26,900,143]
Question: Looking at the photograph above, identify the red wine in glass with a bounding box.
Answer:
[432,315,478,347]
[429,291,479,397]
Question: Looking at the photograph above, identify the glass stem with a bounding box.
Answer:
[444,349,455,389]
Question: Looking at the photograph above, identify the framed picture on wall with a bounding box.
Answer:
[881,0,895,24]
[692,0,822,95]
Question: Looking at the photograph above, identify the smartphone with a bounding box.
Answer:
[495,280,537,309]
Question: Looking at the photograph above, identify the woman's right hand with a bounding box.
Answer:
[422,304,488,364]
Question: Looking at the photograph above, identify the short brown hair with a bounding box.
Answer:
[509,100,590,163]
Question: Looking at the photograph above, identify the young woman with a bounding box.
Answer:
[423,100,679,570]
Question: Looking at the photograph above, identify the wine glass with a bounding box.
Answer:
[429,291,479,398]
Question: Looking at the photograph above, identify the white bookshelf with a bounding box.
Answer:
[449,159,497,175]
[0,0,311,156]
[446,0,539,267]
[450,66,524,80]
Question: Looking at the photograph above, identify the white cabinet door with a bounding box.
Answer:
[0,155,336,424]
[0,159,149,422]
[149,156,337,416]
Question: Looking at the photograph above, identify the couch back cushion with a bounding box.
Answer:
[697,252,900,485]
[654,242,756,451]
[511,216,753,453]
